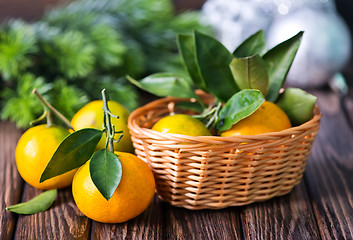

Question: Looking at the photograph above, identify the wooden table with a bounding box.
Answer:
[1,88,353,239]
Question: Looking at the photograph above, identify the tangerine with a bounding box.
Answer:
[72,151,155,223]
[15,124,77,190]
[71,100,133,152]
[221,101,291,136]
[151,114,211,136]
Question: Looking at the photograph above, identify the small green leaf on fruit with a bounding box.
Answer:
[127,73,198,100]
[89,149,122,201]
[40,128,103,182]
[233,30,267,58]
[6,189,57,214]
[217,89,265,132]
[229,54,269,96]
[276,88,317,126]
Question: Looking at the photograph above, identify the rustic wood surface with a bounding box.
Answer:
[1,88,353,240]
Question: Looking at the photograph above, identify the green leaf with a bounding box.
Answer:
[264,31,304,102]
[6,189,57,214]
[194,31,239,102]
[233,30,266,58]
[40,128,102,182]
[217,89,265,132]
[89,149,122,201]
[276,88,317,126]
[127,73,198,99]
[229,54,269,96]
[177,33,206,90]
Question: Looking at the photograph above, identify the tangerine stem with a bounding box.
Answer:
[32,89,73,129]
[101,89,118,153]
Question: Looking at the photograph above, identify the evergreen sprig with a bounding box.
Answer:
[50,79,89,119]
[89,24,127,70]
[1,74,52,128]
[0,20,37,81]
[0,0,210,128]
[43,29,96,79]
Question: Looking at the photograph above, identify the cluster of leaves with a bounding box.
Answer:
[0,0,210,128]
[128,30,317,132]
[6,90,122,214]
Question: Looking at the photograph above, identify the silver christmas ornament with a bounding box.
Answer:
[202,0,272,50]
[267,8,352,88]
[202,0,352,88]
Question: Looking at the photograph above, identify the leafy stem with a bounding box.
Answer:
[193,101,222,130]
[206,102,222,129]
[32,88,73,129]
[101,89,122,153]
[40,88,122,201]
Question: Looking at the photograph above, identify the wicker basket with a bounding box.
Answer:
[128,94,321,210]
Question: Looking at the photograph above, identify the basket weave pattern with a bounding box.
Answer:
[128,96,321,210]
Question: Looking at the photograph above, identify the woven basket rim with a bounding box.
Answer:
[128,95,322,141]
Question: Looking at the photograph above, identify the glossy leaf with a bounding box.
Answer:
[127,73,199,100]
[90,149,122,201]
[263,31,303,102]
[40,128,102,182]
[6,189,57,214]
[233,30,267,58]
[276,88,317,126]
[194,31,239,102]
[217,89,265,132]
[229,54,269,96]
[177,34,206,90]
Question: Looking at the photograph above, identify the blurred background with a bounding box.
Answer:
[0,0,352,128]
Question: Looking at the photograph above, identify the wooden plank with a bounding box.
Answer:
[304,91,353,239]
[241,182,320,240]
[14,185,91,239]
[165,204,242,239]
[239,91,329,239]
[0,122,24,240]
[91,195,165,240]
[0,120,91,240]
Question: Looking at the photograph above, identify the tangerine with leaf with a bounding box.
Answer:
[220,101,291,136]
[15,89,77,190]
[71,100,133,153]
[72,151,155,223]
[128,31,317,136]
[40,89,155,223]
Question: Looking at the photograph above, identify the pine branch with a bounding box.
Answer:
[50,79,89,120]
[1,74,52,128]
[0,20,37,81]
[0,0,210,128]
